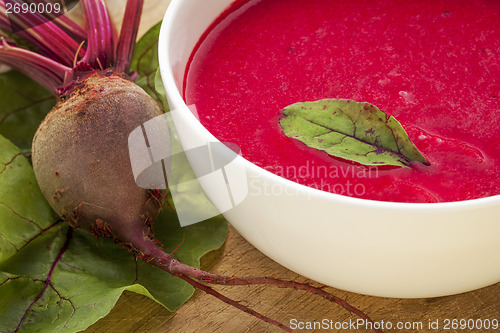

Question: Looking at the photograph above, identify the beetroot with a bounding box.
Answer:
[0,1,382,332]
[32,72,166,257]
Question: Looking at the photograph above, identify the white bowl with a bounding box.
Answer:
[158,0,500,298]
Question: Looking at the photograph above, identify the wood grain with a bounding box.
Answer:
[86,226,500,333]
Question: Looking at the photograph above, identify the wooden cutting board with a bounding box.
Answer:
[86,1,500,332]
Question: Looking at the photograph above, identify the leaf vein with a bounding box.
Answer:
[0,272,21,286]
[16,221,62,253]
[0,231,20,251]
[336,107,358,138]
[136,42,157,75]
[0,201,43,230]
[15,227,73,332]
[0,152,23,176]
[48,282,77,328]
[302,118,384,150]
[0,96,53,125]
[387,120,403,155]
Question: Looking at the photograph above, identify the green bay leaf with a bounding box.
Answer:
[280,99,429,167]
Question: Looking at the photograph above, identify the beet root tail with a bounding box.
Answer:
[178,274,293,332]
[147,251,383,333]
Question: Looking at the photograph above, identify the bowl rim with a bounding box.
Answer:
[158,0,500,212]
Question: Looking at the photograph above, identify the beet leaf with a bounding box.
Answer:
[0,71,55,153]
[0,20,229,333]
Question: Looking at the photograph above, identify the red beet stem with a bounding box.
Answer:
[0,37,72,94]
[115,0,144,74]
[0,0,145,93]
[0,0,85,67]
[80,0,115,70]
[38,0,87,43]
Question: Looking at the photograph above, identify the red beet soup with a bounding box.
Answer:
[184,0,500,203]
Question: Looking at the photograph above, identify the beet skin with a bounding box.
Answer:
[32,72,165,256]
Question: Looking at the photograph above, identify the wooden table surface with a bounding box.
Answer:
[86,2,500,332]
[86,226,500,333]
